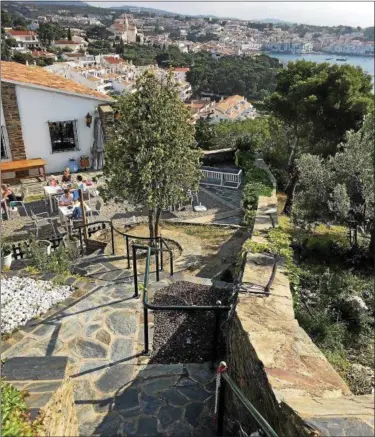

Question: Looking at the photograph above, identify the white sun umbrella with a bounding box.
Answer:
[92,117,105,170]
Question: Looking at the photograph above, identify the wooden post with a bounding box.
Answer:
[78,188,88,243]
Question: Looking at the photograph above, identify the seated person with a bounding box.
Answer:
[76,175,86,192]
[59,188,73,206]
[47,175,58,187]
[1,184,22,202]
[71,200,83,220]
[61,167,73,184]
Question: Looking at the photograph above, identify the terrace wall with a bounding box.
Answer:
[224,161,374,436]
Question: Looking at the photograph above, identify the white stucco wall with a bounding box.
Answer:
[15,85,107,173]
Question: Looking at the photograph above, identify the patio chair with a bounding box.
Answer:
[8,200,30,218]
[30,210,58,239]
[52,194,60,212]
[87,200,102,222]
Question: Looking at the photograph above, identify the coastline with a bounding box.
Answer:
[263,51,374,58]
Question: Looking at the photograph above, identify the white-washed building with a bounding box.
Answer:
[1,61,111,173]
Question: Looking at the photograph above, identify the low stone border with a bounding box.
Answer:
[163,218,244,229]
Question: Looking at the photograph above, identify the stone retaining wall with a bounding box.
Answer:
[2,357,78,437]
[224,161,374,436]
[40,378,78,437]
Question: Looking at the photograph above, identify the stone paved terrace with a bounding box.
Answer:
[1,172,244,241]
[1,182,244,241]
[1,271,217,436]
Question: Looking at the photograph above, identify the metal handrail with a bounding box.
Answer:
[132,243,174,298]
[217,366,279,437]
[73,220,115,255]
[112,225,162,269]
[137,244,229,362]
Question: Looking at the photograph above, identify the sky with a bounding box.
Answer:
[86,1,375,27]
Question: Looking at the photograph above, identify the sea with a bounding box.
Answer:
[268,53,374,79]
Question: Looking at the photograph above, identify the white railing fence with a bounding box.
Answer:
[200,168,242,189]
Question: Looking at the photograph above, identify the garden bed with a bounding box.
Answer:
[150,281,230,363]
[1,276,74,335]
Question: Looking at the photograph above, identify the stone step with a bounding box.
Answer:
[2,357,68,381]
[77,362,216,437]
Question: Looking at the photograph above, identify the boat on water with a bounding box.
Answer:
[336,57,347,61]
[325,57,332,60]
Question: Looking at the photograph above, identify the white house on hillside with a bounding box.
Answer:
[209,95,256,123]
[172,67,190,82]
[5,29,40,49]
[1,61,111,174]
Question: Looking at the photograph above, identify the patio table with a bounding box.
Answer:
[44,186,64,212]
[44,184,97,212]
[58,204,91,233]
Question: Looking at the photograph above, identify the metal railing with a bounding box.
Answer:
[132,242,174,299]
[71,220,115,255]
[200,168,242,189]
[216,363,279,437]
[111,225,165,269]
[136,245,230,364]
[73,219,171,267]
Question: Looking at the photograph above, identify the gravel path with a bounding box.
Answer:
[151,282,230,364]
[1,187,231,242]
[1,276,73,334]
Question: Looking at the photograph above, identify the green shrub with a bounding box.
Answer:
[239,156,274,229]
[242,208,256,228]
[28,239,77,275]
[1,379,43,436]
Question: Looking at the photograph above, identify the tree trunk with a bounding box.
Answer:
[283,171,299,216]
[154,207,161,238]
[148,209,155,239]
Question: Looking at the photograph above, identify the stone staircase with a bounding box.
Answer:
[70,251,221,436]
[4,239,222,437]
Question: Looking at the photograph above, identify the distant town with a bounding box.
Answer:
[1,1,374,124]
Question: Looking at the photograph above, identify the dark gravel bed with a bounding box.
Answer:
[150,281,230,364]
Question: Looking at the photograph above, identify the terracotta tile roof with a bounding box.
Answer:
[103,56,124,65]
[1,61,111,101]
[174,67,190,72]
[87,76,102,83]
[8,30,37,36]
[31,50,55,58]
[216,95,246,112]
[111,23,126,31]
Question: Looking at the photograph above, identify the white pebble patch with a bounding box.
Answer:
[1,277,74,334]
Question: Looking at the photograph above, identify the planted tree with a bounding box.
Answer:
[102,72,202,238]
[295,112,374,254]
[38,23,66,47]
[266,60,373,215]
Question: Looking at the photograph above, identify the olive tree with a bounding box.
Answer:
[102,72,202,238]
[295,112,374,253]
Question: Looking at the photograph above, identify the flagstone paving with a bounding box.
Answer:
[2,274,217,436]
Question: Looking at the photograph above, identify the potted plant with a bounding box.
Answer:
[36,240,52,255]
[63,234,81,252]
[1,242,12,269]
